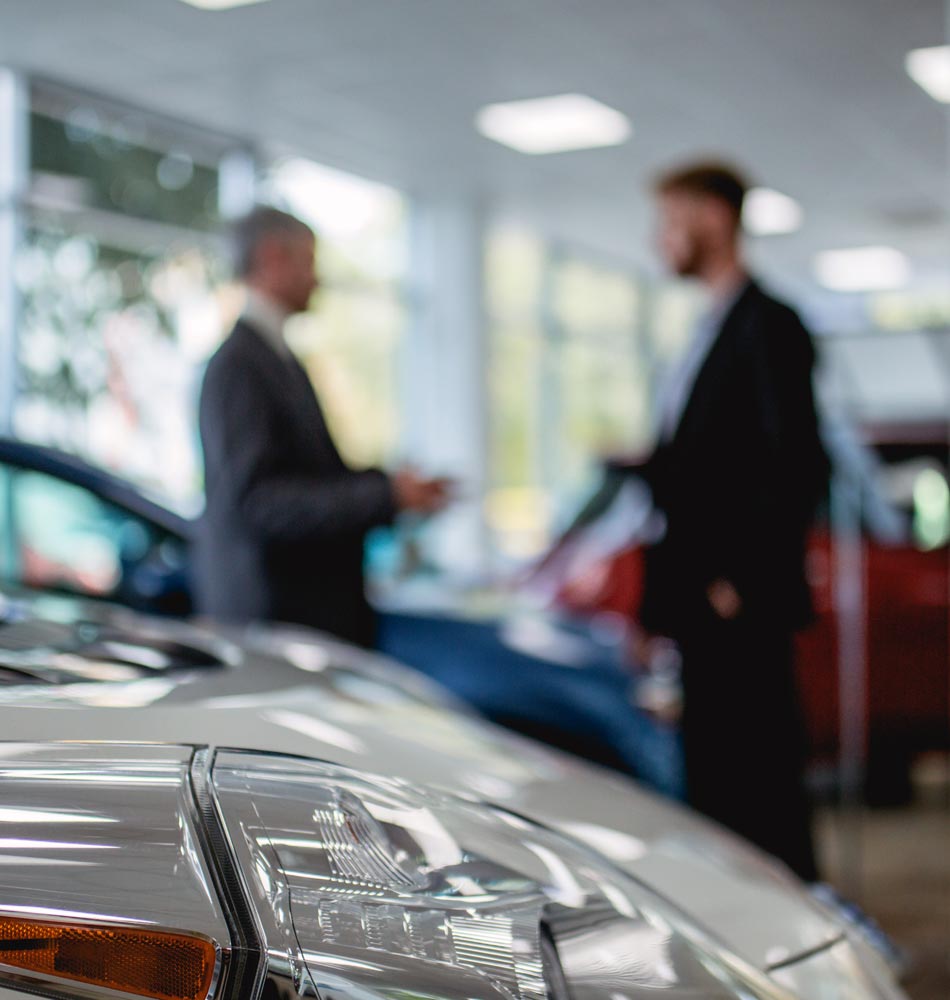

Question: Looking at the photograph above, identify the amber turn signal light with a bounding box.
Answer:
[0,916,217,1000]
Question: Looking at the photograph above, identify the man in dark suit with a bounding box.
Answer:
[639,163,828,879]
[195,207,448,648]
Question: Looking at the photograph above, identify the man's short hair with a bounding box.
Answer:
[654,161,749,219]
[231,206,313,278]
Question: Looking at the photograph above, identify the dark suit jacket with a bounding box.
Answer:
[194,320,395,647]
[639,280,828,638]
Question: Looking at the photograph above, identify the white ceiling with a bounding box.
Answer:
[1,0,947,311]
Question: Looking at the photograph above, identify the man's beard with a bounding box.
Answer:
[290,289,313,314]
[674,240,705,278]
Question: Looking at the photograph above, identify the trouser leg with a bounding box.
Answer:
[680,619,817,881]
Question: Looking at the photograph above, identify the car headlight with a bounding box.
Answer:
[0,744,903,1000]
[210,750,793,1000]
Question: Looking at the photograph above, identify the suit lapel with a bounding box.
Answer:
[233,321,344,468]
[284,353,345,465]
[671,282,756,447]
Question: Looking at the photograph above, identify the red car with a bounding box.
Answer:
[534,423,949,801]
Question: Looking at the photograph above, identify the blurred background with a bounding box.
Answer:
[0,2,947,995]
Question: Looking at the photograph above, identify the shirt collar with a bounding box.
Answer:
[704,274,751,328]
[241,289,291,358]
[655,277,751,443]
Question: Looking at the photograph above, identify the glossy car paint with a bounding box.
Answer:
[0,590,842,978]
[0,742,230,999]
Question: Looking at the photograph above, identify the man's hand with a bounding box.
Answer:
[707,578,742,619]
[392,468,453,516]
[628,627,683,725]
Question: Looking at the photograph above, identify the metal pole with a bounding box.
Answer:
[831,465,867,901]
[407,198,490,575]
[0,68,28,436]
[944,0,950,814]
[218,148,257,221]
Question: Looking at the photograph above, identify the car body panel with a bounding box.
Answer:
[0,589,840,976]
[0,741,230,999]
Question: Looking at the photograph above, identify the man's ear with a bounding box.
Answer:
[705,197,740,239]
[254,234,284,274]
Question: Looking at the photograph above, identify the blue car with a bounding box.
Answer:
[0,437,682,796]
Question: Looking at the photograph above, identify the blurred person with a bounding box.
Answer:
[195,207,449,648]
[637,162,828,879]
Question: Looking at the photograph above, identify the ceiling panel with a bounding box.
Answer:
[0,0,946,308]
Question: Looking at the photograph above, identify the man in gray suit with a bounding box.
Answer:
[195,208,448,647]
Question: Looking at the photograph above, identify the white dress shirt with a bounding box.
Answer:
[241,289,293,360]
[657,279,749,443]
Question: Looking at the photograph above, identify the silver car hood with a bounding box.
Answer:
[0,591,840,973]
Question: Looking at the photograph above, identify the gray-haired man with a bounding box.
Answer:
[195,207,448,647]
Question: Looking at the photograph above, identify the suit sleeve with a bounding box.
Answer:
[199,351,396,542]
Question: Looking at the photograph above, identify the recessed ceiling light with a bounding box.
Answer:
[177,0,270,10]
[906,45,950,103]
[743,187,803,236]
[475,94,632,155]
[814,246,911,292]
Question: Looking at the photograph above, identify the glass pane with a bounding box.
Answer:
[551,258,638,334]
[869,288,950,333]
[10,470,132,597]
[262,158,408,288]
[30,110,221,232]
[0,466,15,582]
[15,85,243,513]
[485,227,545,321]
[486,323,547,559]
[556,335,651,502]
[14,220,230,511]
[263,157,411,468]
[913,466,950,550]
[646,283,702,363]
[485,228,660,561]
[550,257,649,513]
[3,468,188,610]
[286,289,405,468]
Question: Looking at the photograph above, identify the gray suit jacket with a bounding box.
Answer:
[194,320,395,646]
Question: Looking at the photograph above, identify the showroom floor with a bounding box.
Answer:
[816,756,950,1000]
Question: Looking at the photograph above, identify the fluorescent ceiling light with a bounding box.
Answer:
[475,94,631,155]
[906,45,950,103]
[743,187,803,236]
[177,0,270,10]
[814,246,911,292]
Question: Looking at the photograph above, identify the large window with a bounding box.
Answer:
[262,158,410,470]
[550,256,648,495]
[484,224,698,561]
[485,228,547,559]
[10,82,413,510]
[13,80,246,512]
